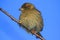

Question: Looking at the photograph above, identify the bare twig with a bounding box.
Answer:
[0,8,19,24]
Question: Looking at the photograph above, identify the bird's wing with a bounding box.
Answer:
[35,9,41,15]
[35,8,44,31]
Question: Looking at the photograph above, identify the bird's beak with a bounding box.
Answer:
[19,8,24,11]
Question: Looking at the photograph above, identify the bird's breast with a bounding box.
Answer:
[19,10,42,31]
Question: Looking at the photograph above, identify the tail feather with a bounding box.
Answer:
[36,32,43,38]
[36,32,45,40]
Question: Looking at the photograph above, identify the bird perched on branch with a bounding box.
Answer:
[0,3,44,40]
[19,3,44,40]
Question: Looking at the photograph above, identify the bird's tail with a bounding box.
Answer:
[36,32,42,38]
[36,32,45,40]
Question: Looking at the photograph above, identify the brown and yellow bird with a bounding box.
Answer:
[19,3,44,40]
[0,2,44,40]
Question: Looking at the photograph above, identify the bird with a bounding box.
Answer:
[19,3,44,40]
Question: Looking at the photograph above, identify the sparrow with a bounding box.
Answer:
[19,3,44,40]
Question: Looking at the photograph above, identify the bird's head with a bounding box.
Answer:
[19,3,35,11]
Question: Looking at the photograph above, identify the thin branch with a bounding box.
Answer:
[0,8,19,24]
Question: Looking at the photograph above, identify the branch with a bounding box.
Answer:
[0,8,19,24]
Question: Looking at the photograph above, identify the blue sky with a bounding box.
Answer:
[0,0,60,40]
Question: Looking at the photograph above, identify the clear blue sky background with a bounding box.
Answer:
[0,0,60,40]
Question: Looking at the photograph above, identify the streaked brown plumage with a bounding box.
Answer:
[19,3,44,39]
